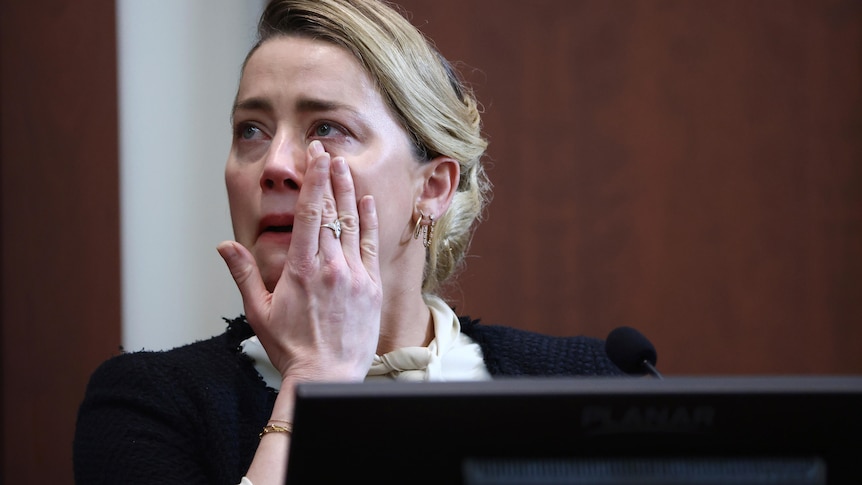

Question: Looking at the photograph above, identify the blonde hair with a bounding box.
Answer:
[250,0,491,294]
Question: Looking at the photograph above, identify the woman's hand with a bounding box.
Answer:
[217,140,382,384]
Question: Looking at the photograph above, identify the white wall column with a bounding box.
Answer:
[117,0,265,351]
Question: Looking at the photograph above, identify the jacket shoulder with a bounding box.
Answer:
[459,317,625,377]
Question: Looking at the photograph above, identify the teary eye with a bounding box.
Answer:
[241,124,262,140]
[308,121,350,145]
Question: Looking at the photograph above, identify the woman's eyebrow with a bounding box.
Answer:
[231,96,361,120]
[295,97,360,117]
[231,97,273,121]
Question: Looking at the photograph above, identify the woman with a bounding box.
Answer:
[74,1,623,484]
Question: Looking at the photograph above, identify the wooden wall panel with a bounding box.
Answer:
[397,0,862,375]
[1,0,120,483]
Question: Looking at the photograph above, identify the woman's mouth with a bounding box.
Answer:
[264,225,293,233]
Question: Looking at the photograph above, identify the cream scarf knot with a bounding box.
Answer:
[240,294,490,388]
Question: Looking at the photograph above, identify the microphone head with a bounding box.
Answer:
[605,326,658,375]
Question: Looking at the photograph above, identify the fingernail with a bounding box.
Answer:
[308,140,323,157]
[332,157,347,174]
[361,195,375,214]
[217,241,237,260]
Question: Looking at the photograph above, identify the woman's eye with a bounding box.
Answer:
[311,122,347,139]
[236,123,263,141]
[315,123,334,137]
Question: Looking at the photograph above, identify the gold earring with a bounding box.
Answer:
[413,211,435,248]
[413,211,425,240]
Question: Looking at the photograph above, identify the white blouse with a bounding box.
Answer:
[239,293,491,389]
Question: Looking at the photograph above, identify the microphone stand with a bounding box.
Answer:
[642,360,664,380]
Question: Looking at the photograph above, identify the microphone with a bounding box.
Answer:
[605,326,663,379]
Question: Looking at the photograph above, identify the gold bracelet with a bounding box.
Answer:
[259,423,293,439]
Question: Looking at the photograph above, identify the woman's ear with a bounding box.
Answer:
[417,156,460,217]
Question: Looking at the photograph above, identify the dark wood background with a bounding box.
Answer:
[397,0,862,376]
[2,0,860,482]
[2,0,121,483]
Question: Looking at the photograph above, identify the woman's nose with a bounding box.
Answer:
[261,137,304,191]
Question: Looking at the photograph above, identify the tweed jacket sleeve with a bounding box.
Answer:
[73,318,272,485]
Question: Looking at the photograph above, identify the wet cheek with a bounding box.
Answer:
[225,172,258,244]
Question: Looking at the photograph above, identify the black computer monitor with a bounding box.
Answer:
[285,375,862,484]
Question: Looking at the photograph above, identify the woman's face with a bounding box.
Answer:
[226,36,424,291]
